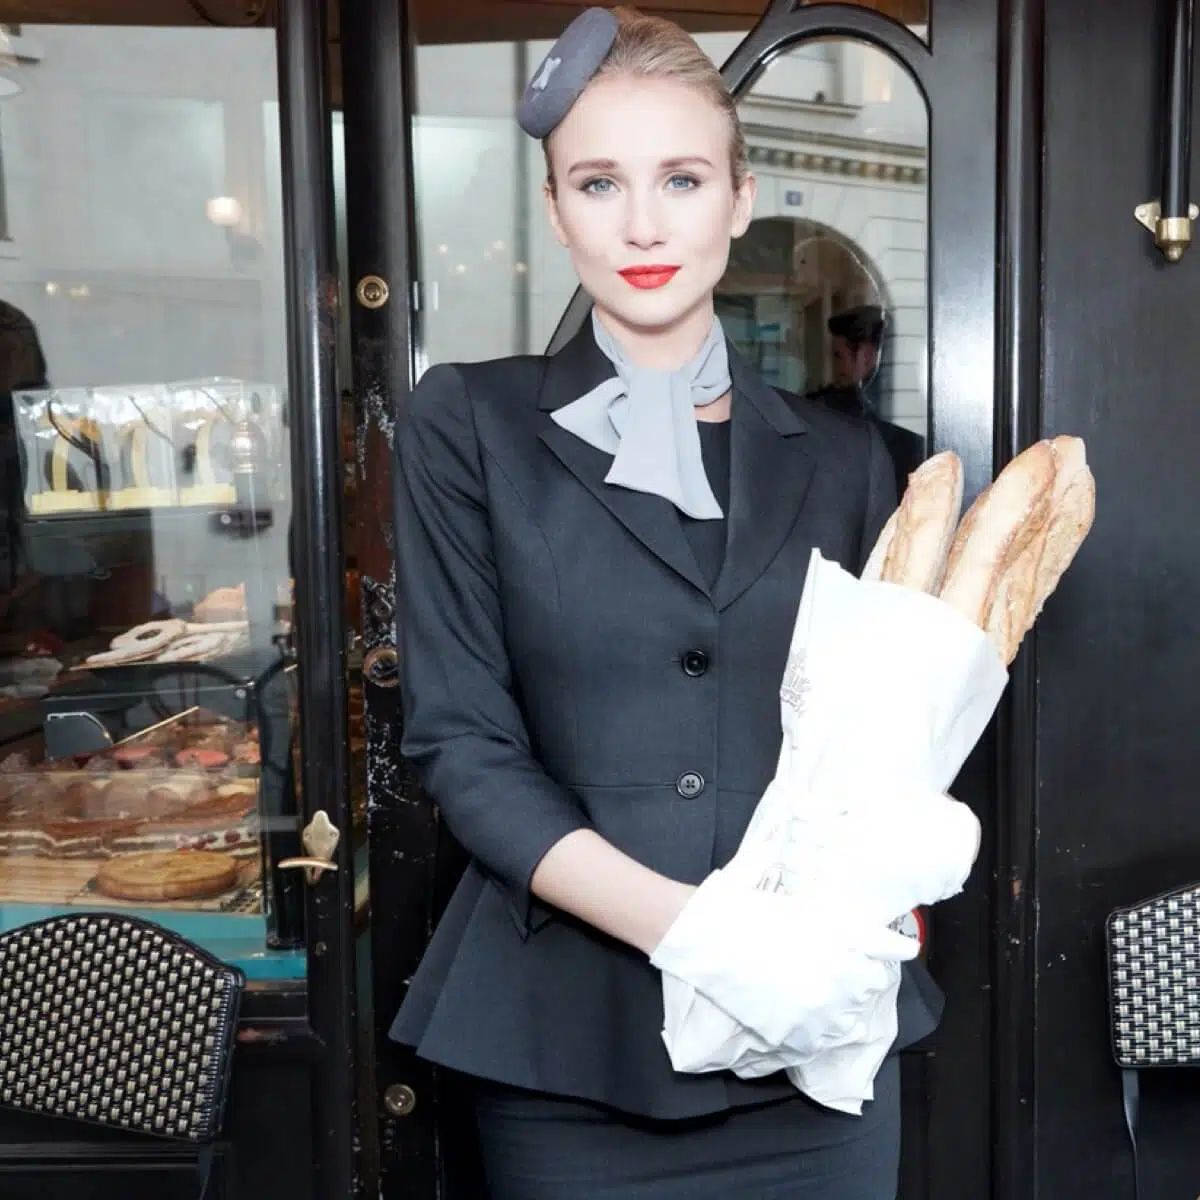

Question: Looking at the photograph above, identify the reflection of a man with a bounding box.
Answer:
[0,301,49,613]
[808,305,925,498]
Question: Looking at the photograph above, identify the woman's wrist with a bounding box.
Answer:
[531,829,698,956]
[633,877,697,957]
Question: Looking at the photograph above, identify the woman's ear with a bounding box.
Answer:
[731,171,757,239]
[544,180,570,248]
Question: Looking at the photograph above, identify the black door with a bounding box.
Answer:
[346,1,1017,1195]
[0,3,370,1197]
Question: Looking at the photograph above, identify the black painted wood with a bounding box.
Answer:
[337,0,447,1196]
[1163,0,1195,219]
[1036,0,1200,1195]
[992,1,1044,1196]
[276,0,362,1192]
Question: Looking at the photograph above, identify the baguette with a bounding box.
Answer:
[880,452,963,592]
[860,509,898,583]
[939,441,1056,628]
[861,451,963,591]
[985,436,1095,663]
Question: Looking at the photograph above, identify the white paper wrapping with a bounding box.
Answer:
[658,550,1009,1114]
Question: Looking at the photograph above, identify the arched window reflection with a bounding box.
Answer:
[720,37,929,496]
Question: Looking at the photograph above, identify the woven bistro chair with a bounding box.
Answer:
[0,912,245,1197]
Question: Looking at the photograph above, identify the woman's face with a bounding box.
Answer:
[545,75,756,361]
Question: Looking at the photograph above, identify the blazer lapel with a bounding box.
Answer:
[712,345,815,612]
[537,323,711,596]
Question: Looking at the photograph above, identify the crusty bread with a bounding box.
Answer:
[939,441,1056,628]
[880,452,963,592]
[985,436,1095,663]
[861,508,898,583]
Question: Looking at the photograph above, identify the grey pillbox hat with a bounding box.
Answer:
[516,7,619,139]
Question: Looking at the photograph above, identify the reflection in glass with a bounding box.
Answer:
[0,26,303,978]
[720,37,929,497]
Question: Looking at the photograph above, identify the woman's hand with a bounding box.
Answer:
[531,829,697,955]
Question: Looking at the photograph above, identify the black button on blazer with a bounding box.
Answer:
[389,322,945,1120]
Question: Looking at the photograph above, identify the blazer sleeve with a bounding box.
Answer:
[857,420,900,571]
[395,363,591,938]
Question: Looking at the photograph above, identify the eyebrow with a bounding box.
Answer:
[566,155,717,176]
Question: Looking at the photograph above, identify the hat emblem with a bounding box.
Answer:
[533,56,562,91]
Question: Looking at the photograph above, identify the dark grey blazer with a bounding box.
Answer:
[389,323,944,1120]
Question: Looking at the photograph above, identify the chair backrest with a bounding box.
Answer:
[1107,880,1200,1070]
[0,912,245,1142]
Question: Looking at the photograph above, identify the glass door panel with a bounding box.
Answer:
[0,23,304,979]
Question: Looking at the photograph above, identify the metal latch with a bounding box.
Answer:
[278,810,341,885]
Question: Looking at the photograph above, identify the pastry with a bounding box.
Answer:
[173,747,230,771]
[110,618,186,656]
[192,584,246,624]
[155,630,228,663]
[104,786,258,859]
[41,816,139,859]
[82,643,162,668]
[0,751,35,774]
[98,779,143,818]
[58,779,101,818]
[144,785,193,818]
[184,621,249,635]
[112,745,165,770]
[95,850,239,902]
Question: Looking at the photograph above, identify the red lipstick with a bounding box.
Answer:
[619,265,680,290]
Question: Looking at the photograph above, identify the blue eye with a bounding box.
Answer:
[582,177,616,194]
[667,174,699,191]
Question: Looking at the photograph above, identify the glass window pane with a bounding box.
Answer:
[722,37,929,494]
[0,25,304,980]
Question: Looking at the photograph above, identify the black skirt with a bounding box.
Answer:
[472,1057,900,1200]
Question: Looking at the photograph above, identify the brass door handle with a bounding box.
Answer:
[279,856,339,876]
[278,810,341,885]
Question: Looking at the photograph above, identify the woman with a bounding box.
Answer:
[391,8,948,1197]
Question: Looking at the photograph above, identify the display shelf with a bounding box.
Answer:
[20,503,278,541]
[48,645,285,704]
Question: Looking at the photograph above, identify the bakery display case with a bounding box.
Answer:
[0,411,315,976]
[0,395,369,980]
[0,5,377,983]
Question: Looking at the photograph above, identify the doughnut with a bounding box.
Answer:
[155,631,227,663]
[83,643,163,668]
[110,618,186,655]
[184,621,249,635]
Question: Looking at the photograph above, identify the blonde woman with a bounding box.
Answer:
[391,9,942,1196]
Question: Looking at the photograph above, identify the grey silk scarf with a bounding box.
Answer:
[551,310,731,519]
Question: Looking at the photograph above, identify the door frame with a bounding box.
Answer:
[276,0,364,1193]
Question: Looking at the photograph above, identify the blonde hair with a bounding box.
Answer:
[543,6,749,193]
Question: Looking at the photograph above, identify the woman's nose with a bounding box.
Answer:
[623,192,664,249]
